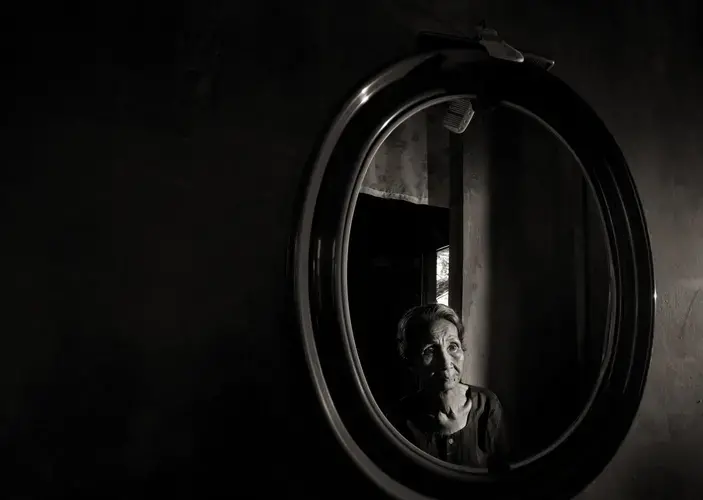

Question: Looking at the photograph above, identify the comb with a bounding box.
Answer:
[443,98,475,134]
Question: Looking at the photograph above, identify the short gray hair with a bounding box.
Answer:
[396,303,466,362]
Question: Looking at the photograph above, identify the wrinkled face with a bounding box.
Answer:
[411,318,464,391]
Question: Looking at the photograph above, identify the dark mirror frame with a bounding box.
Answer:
[289,32,655,500]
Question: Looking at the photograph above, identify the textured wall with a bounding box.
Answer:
[3,0,702,498]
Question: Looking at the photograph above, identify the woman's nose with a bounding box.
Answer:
[440,349,452,369]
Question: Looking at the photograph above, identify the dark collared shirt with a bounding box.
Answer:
[387,385,509,469]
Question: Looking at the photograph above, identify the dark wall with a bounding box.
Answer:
[480,106,609,460]
[3,1,703,499]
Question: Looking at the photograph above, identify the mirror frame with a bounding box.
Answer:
[290,40,655,500]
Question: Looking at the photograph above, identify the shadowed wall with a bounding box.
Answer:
[2,0,702,498]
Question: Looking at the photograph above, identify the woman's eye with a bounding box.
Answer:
[448,343,460,352]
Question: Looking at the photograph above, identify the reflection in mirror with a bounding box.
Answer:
[347,99,613,468]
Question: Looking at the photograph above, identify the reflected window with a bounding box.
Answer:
[436,246,449,305]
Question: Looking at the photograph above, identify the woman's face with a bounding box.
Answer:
[412,318,464,391]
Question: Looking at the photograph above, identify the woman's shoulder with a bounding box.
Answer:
[385,393,421,434]
[464,384,503,413]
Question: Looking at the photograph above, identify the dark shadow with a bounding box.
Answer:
[483,105,611,460]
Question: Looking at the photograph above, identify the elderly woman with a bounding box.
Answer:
[387,303,509,469]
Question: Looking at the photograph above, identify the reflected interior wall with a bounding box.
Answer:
[2,0,703,498]
[479,106,610,459]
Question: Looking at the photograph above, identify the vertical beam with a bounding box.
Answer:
[448,133,464,315]
[459,117,491,387]
[430,105,490,386]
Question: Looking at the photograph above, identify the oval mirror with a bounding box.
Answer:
[349,100,613,466]
[292,30,655,500]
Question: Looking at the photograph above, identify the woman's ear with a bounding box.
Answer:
[405,358,416,372]
[405,355,421,377]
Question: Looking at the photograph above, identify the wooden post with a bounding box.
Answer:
[427,106,490,386]
[458,117,491,387]
[448,132,465,315]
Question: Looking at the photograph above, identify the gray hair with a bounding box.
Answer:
[396,303,466,363]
